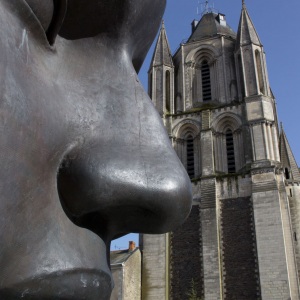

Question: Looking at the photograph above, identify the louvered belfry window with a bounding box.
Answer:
[186,135,195,178]
[201,60,212,102]
[226,129,236,173]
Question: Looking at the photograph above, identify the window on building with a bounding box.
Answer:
[149,72,153,99]
[186,135,195,178]
[238,54,245,97]
[226,129,236,173]
[165,70,171,112]
[255,50,264,94]
[285,168,290,180]
[201,60,211,102]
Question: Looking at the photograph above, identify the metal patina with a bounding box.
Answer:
[0,0,192,299]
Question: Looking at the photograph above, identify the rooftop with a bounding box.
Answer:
[188,12,236,43]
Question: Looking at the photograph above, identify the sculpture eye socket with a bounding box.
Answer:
[24,0,54,31]
[46,0,67,45]
[23,0,67,45]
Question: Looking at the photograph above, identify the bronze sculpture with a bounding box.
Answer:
[0,1,192,299]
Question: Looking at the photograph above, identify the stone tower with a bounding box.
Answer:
[140,2,300,300]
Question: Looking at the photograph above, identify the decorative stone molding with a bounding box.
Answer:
[251,168,274,175]
[173,119,201,139]
[185,44,220,64]
[249,120,265,126]
[175,138,185,145]
[212,127,242,136]
[211,112,243,132]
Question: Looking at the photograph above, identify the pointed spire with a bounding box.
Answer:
[279,125,300,182]
[236,2,262,50]
[149,21,173,70]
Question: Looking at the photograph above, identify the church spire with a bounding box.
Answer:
[149,20,173,70]
[148,21,174,116]
[236,1,261,49]
[235,2,269,97]
[279,125,300,182]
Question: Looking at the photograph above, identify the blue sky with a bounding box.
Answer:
[111,0,300,250]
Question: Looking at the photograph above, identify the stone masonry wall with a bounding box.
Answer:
[221,197,260,300]
[141,234,167,300]
[288,184,300,279]
[124,249,141,300]
[170,205,203,300]
[252,188,290,300]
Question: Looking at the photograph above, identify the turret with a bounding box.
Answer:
[279,125,300,182]
[235,1,279,165]
[235,1,270,99]
[148,21,174,116]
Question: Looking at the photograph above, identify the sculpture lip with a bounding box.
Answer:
[0,268,113,300]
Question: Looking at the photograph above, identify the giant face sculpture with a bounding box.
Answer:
[0,1,192,299]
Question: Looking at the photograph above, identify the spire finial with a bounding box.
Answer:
[205,0,209,10]
[242,0,246,8]
[197,0,217,16]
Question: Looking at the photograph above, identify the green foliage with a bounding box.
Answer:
[186,279,203,300]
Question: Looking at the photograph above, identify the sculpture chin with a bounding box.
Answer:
[0,269,112,300]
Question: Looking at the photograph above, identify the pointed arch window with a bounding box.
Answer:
[226,129,236,173]
[186,135,195,178]
[201,60,211,102]
[238,54,245,97]
[165,70,171,112]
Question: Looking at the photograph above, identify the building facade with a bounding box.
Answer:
[140,2,300,300]
[110,242,141,300]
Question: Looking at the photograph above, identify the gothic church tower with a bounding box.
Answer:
[140,2,300,300]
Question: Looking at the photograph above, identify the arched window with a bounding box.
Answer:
[165,70,171,112]
[226,129,236,173]
[255,50,264,94]
[186,135,195,178]
[201,60,211,101]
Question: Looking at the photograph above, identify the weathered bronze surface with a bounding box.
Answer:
[0,1,192,299]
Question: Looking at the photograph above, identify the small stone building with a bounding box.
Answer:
[141,2,300,300]
[110,242,141,300]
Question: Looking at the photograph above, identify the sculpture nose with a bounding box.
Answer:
[57,87,192,241]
